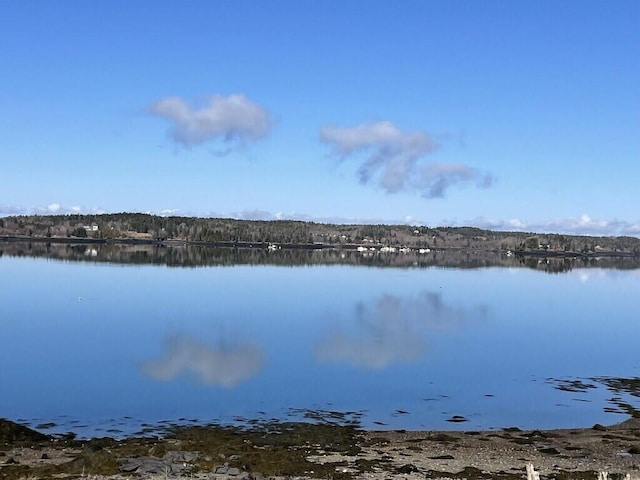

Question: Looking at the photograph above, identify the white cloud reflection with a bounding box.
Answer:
[315,291,486,369]
[142,334,263,387]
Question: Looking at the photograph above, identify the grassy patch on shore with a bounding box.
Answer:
[1,419,367,480]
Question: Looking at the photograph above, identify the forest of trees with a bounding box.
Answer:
[1,212,639,255]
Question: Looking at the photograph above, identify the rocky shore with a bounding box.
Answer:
[2,418,640,480]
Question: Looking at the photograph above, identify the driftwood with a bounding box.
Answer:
[526,464,540,480]
[527,464,635,480]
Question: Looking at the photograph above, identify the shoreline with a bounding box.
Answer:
[1,235,637,259]
[2,417,639,480]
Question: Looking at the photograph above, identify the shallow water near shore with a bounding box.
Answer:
[1,245,639,438]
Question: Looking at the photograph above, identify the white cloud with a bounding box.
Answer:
[160,208,181,216]
[149,94,272,149]
[236,210,271,221]
[0,205,26,216]
[230,209,422,226]
[468,214,640,237]
[320,121,493,198]
[228,209,640,237]
[31,204,106,216]
[141,334,263,387]
[507,218,526,229]
[417,163,493,199]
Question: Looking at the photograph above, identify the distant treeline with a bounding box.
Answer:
[1,213,639,255]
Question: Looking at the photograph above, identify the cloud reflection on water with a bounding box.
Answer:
[315,291,486,369]
[142,334,263,387]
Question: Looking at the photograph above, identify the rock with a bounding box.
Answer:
[214,464,245,476]
[170,461,194,475]
[84,437,118,451]
[163,450,199,463]
[118,451,198,475]
[118,458,142,472]
[36,422,56,430]
[538,447,560,455]
[446,415,468,423]
[138,457,167,475]
[0,419,51,444]
[395,463,419,473]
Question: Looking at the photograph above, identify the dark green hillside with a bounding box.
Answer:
[1,213,639,255]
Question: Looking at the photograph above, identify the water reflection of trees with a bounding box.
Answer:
[1,241,639,272]
[516,255,640,273]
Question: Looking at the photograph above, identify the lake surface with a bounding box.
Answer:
[1,243,639,438]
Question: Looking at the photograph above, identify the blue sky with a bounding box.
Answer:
[1,1,639,236]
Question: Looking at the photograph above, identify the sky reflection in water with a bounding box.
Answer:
[1,256,639,437]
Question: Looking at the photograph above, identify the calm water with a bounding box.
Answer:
[1,245,639,437]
